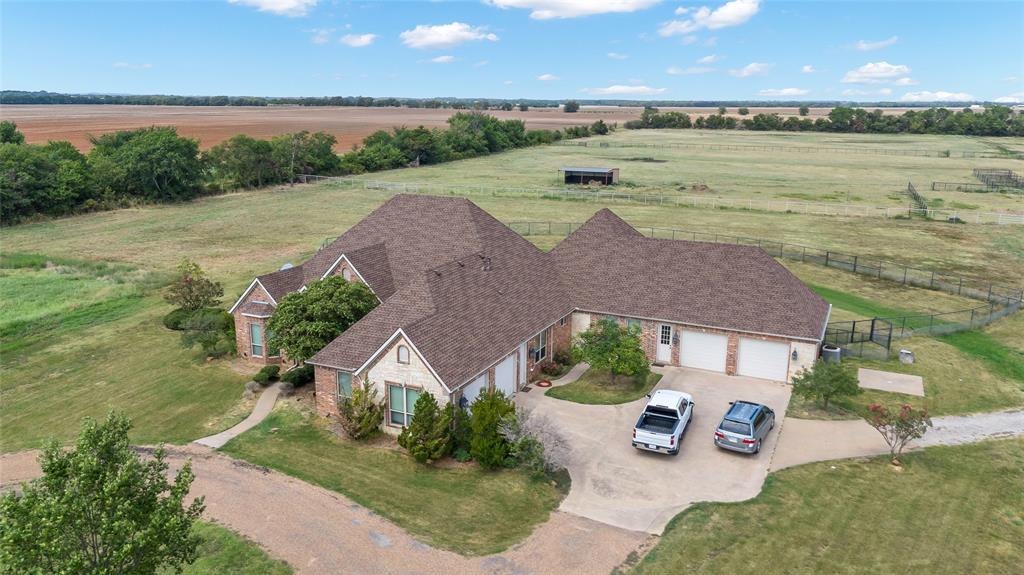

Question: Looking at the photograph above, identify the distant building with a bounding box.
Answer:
[560,166,619,185]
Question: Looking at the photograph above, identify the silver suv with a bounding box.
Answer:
[714,401,774,454]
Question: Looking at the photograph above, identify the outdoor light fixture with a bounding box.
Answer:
[792,350,798,361]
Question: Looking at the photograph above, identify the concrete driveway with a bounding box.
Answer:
[518,366,791,534]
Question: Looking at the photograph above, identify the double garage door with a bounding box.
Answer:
[679,330,791,382]
[462,354,519,405]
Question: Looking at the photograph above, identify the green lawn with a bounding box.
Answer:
[545,369,662,405]
[164,522,291,575]
[629,438,1024,575]
[220,407,567,556]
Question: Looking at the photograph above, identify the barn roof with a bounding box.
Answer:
[559,166,617,173]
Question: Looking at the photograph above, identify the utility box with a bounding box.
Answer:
[821,344,842,363]
[899,349,915,364]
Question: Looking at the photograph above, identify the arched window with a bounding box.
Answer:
[397,345,410,364]
[342,268,353,281]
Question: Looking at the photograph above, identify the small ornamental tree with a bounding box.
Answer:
[864,403,932,465]
[469,390,516,470]
[180,308,235,357]
[0,412,204,574]
[164,258,223,312]
[790,360,861,410]
[397,392,453,464]
[573,318,650,385]
[266,276,377,363]
[337,379,385,440]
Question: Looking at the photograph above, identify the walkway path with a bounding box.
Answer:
[0,445,649,575]
[771,408,1024,471]
[194,382,282,449]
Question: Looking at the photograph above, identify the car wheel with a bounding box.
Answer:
[754,440,761,454]
[670,448,679,456]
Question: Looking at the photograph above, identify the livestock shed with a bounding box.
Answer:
[560,166,619,185]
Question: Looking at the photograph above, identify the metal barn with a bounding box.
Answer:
[559,166,619,185]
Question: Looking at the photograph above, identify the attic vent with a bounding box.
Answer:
[481,257,492,271]
[279,262,294,271]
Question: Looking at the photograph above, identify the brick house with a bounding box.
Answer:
[229,195,830,432]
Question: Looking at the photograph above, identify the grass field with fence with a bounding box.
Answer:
[343,129,1024,214]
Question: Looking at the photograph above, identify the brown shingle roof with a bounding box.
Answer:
[239,301,275,317]
[551,210,830,341]
[256,265,305,303]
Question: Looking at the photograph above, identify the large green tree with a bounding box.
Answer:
[88,127,203,202]
[266,275,378,362]
[0,120,25,144]
[203,134,276,189]
[0,412,204,574]
[573,318,650,385]
[791,360,861,410]
[398,391,453,464]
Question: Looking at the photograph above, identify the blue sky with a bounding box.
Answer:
[2,0,1022,102]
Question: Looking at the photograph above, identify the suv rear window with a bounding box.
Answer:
[719,419,752,435]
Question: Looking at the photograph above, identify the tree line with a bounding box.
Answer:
[625,105,1024,136]
[0,113,610,224]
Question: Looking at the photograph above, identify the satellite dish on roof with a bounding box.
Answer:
[279,263,294,271]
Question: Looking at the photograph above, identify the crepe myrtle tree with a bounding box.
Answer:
[266,275,377,363]
[864,403,932,465]
[164,258,224,312]
[0,412,204,574]
[573,318,650,385]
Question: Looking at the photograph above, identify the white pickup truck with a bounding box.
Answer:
[632,389,694,456]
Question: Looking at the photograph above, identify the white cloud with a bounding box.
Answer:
[309,28,333,44]
[892,77,919,86]
[430,55,456,63]
[659,0,760,37]
[537,73,560,81]
[486,0,661,20]
[474,60,490,67]
[227,0,317,17]
[842,88,893,97]
[728,62,771,77]
[900,91,975,102]
[582,84,667,95]
[841,61,910,84]
[854,35,898,51]
[667,65,715,75]
[801,65,816,73]
[399,22,498,49]
[758,87,809,96]
[674,6,689,15]
[112,62,152,70]
[994,92,1024,103]
[339,33,377,47]
[607,52,629,60]
[697,54,722,64]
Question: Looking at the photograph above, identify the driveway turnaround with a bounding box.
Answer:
[518,366,792,534]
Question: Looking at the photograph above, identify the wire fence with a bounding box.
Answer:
[905,181,928,210]
[554,139,1024,160]
[297,175,1024,225]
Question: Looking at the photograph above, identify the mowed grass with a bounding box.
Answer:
[545,369,662,405]
[349,129,1024,212]
[629,438,1024,575]
[220,407,566,556]
[167,522,291,575]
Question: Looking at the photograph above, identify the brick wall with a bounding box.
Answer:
[232,283,280,367]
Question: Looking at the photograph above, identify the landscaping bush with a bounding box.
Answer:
[337,379,384,440]
[499,409,570,479]
[397,392,453,464]
[162,308,193,331]
[180,309,235,358]
[469,390,515,470]
[252,365,280,385]
[573,318,649,385]
[791,360,861,410]
[278,381,295,397]
[164,259,223,312]
[553,348,572,367]
[281,364,314,388]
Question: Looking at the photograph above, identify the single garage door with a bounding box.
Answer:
[736,338,790,381]
[462,373,488,407]
[680,331,729,373]
[494,354,517,397]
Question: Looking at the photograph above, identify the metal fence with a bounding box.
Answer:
[974,168,1024,189]
[905,181,927,210]
[554,139,1024,160]
[297,175,1024,225]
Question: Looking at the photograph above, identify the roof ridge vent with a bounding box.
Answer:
[481,256,492,271]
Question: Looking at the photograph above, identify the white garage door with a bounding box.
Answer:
[495,355,516,397]
[462,373,488,406]
[736,338,790,381]
[680,331,729,373]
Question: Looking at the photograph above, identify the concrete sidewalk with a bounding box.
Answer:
[194,382,282,449]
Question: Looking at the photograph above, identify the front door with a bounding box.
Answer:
[657,324,673,363]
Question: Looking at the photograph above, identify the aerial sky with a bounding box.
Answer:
[2,0,1022,102]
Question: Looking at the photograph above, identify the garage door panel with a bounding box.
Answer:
[736,338,790,381]
[680,331,729,373]
[462,373,488,406]
[495,355,516,397]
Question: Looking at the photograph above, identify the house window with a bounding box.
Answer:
[533,330,548,362]
[342,267,353,281]
[627,318,641,333]
[388,384,421,427]
[397,345,410,364]
[559,315,567,327]
[266,328,279,357]
[660,325,672,346]
[249,323,263,357]
[337,371,352,398]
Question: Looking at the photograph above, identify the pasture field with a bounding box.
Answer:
[348,129,1024,213]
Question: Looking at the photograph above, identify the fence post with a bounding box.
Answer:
[825,251,830,267]
[958,277,963,295]
[853,255,858,273]
[930,271,935,289]
[902,267,908,285]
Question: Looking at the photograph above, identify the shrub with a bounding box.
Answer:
[498,409,571,479]
[553,348,572,367]
[453,448,472,463]
[278,381,295,397]
[573,318,650,384]
[162,308,193,330]
[180,309,235,358]
[252,365,280,385]
[540,361,562,376]
[281,364,314,387]
[244,380,261,393]
[397,392,453,464]
[791,360,861,410]
[563,100,580,113]
[164,259,223,312]
[337,380,385,440]
[469,390,516,470]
